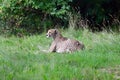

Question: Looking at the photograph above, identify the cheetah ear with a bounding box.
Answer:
[54,29,58,34]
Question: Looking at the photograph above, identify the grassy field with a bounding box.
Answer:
[0,29,120,80]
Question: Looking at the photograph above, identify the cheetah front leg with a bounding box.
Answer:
[49,42,56,52]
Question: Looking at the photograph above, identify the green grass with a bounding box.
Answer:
[0,29,120,80]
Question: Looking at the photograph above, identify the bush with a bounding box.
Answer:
[0,0,71,35]
[0,0,120,35]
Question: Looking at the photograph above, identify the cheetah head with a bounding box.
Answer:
[46,29,59,38]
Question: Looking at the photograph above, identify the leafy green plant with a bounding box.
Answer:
[0,0,72,35]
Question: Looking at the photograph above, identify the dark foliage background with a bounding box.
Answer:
[0,0,120,35]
